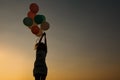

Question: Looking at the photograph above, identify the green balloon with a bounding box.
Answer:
[23,17,33,27]
[34,15,46,24]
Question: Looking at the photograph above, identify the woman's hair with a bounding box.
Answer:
[34,43,39,50]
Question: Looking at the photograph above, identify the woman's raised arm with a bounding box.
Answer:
[44,32,47,52]
[38,33,44,44]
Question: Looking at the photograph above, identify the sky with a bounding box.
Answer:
[0,0,120,80]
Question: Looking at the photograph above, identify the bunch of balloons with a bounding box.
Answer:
[23,3,50,37]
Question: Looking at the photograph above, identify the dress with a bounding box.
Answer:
[33,48,47,76]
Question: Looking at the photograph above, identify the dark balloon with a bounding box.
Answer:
[23,17,33,27]
[34,15,46,24]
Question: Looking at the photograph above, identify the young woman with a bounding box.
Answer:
[33,32,48,80]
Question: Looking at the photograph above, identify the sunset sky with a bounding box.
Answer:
[0,0,120,80]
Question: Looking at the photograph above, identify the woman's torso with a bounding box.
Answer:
[33,49,47,75]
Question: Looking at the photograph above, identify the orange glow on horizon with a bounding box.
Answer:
[0,44,120,80]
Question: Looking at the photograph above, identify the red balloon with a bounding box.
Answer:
[36,28,43,37]
[31,25,40,35]
[27,11,36,19]
[29,3,39,13]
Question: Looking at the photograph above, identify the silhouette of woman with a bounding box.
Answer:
[33,32,48,80]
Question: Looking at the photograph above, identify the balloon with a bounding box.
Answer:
[41,22,50,31]
[36,28,43,37]
[34,15,46,24]
[27,11,36,19]
[29,3,39,13]
[23,17,33,27]
[31,25,40,35]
